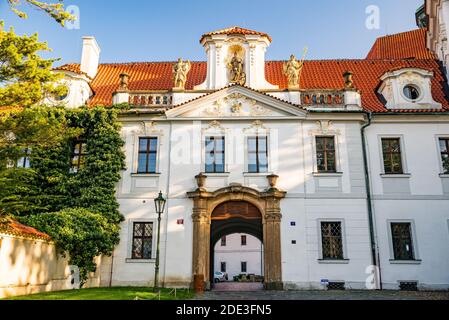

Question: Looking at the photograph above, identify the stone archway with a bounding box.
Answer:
[187,175,286,290]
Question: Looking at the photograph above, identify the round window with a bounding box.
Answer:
[52,85,69,102]
[403,85,420,101]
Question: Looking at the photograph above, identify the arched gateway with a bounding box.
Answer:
[187,174,286,290]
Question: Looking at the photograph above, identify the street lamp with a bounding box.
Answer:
[153,191,166,290]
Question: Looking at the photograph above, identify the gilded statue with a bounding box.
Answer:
[227,52,246,85]
[173,58,191,90]
[283,48,307,89]
[283,54,304,88]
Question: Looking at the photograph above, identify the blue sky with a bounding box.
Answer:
[1,0,423,66]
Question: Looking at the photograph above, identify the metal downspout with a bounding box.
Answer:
[361,112,382,290]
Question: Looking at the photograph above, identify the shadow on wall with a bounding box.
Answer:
[0,233,103,299]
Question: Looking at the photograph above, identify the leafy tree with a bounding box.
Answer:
[6,0,75,26]
[0,23,68,109]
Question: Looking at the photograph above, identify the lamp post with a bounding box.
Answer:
[153,191,166,291]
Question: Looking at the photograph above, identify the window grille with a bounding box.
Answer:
[132,222,153,259]
[391,223,415,260]
[321,222,344,260]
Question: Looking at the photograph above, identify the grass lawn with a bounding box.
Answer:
[4,287,194,300]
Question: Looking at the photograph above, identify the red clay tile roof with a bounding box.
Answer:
[201,26,272,42]
[267,59,449,112]
[57,58,449,113]
[0,218,51,241]
[366,29,436,60]
[54,63,92,79]
[54,28,449,113]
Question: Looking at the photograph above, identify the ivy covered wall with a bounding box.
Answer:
[0,105,126,283]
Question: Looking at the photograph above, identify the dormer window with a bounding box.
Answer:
[402,85,420,101]
[378,68,442,110]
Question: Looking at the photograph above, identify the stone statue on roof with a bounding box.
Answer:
[227,52,246,86]
[283,54,304,89]
[173,58,191,90]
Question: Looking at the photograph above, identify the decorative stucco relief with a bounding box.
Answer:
[203,93,274,117]
[308,120,341,136]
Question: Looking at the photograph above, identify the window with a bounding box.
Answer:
[205,136,225,173]
[131,222,153,259]
[137,137,158,174]
[221,236,226,247]
[241,261,247,273]
[391,223,415,260]
[439,138,449,174]
[316,137,336,173]
[382,138,403,174]
[247,136,268,173]
[220,262,226,272]
[403,85,420,101]
[52,84,69,102]
[241,235,247,246]
[17,148,31,168]
[71,140,87,173]
[321,222,344,260]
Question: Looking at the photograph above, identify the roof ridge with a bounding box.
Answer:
[375,27,425,39]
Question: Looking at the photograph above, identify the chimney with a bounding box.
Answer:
[80,36,101,79]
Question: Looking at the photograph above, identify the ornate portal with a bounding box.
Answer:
[173,58,191,90]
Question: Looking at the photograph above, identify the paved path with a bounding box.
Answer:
[212,282,264,292]
[196,290,449,300]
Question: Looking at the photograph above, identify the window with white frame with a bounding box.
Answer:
[381,138,404,174]
[70,140,87,173]
[315,136,336,173]
[137,137,158,174]
[390,222,415,260]
[131,222,153,259]
[241,235,247,246]
[17,147,31,168]
[241,261,247,273]
[320,221,344,260]
[439,137,449,174]
[205,136,225,173]
[247,136,268,173]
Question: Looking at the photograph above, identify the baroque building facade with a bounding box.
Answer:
[51,24,449,291]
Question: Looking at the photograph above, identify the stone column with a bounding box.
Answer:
[262,195,283,290]
[191,196,210,290]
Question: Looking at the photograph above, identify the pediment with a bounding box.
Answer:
[165,85,306,119]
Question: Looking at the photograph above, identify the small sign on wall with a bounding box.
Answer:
[177,219,184,225]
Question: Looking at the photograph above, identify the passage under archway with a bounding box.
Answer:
[209,201,263,286]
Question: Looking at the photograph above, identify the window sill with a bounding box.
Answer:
[243,172,271,177]
[318,259,349,264]
[313,172,343,177]
[380,173,411,178]
[131,173,161,177]
[202,172,230,177]
[125,258,155,263]
[389,259,422,265]
[439,173,449,178]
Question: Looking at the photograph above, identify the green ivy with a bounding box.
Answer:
[0,105,126,284]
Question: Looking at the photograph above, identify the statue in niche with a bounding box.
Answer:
[227,52,246,85]
[173,58,191,90]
